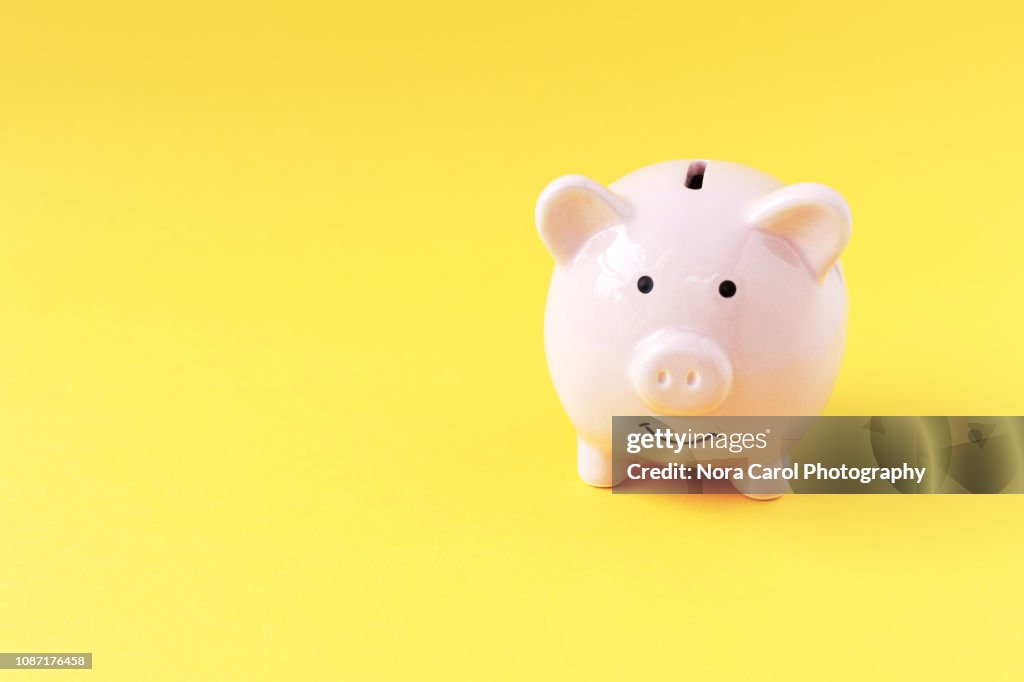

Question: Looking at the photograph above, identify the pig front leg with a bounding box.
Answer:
[577,436,627,488]
[731,458,792,501]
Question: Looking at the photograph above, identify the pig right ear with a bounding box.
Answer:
[535,175,631,264]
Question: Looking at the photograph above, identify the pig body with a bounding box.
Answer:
[536,160,851,492]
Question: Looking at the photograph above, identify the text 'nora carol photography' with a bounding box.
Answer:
[624,461,926,485]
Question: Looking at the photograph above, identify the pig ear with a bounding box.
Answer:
[536,175,631,264]
[748,183,852,280]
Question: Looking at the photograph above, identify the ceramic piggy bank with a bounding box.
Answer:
[537,160,851,492]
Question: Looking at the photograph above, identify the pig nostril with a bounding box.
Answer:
[686,370,699,388]
[656,370,670,387]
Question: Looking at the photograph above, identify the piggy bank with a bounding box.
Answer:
[536,160,851,493]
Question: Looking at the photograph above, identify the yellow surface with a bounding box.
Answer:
[1,1,1022,679]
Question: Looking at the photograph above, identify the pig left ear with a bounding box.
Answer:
[748,183,852,280]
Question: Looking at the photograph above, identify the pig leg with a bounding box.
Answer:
[731,459,792,501]
[577,436,626,488]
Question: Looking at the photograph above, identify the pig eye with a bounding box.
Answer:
[718,280,737,298]
[637,276,654,294]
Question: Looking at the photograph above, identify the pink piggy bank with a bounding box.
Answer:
[537,160,851,492]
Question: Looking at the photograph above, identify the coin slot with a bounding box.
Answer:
[684,161,706,190]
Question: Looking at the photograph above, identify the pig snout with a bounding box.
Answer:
[629,330,733,415]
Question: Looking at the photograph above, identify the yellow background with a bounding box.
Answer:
[1,1,1022,679]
